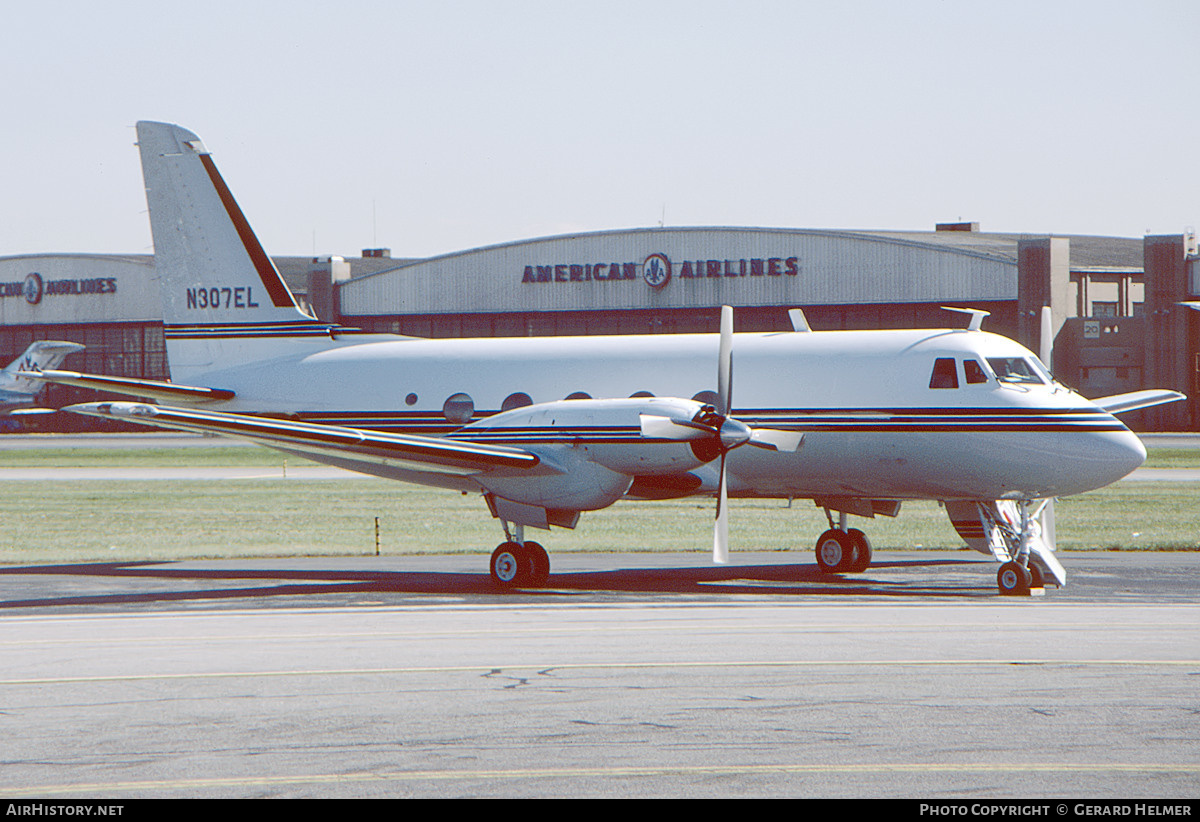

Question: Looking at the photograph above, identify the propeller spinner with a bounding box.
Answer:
[638,306,802,563]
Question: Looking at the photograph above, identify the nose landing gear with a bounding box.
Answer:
[997,561,1032,595]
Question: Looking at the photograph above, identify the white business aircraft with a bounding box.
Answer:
[37,121,1185,595]
[0,341,84,419]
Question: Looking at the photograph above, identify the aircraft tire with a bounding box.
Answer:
[846,529,872,572]
[1027,562,1045,589]
[526,541,550,586]
[490,542,531,588]
[997,561,1032,596]
[815,530,857,574]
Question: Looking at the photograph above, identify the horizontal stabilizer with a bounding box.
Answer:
[66,402,540,476]
[1093,389,1186,415]
[20,370,235,403]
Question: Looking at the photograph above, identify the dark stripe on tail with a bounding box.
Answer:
[198,153,295,309]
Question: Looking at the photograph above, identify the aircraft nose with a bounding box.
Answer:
[1085,426,1147,488]
[1118,427,1148,472]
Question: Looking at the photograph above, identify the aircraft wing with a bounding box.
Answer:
[1092,389,1186,415]
[7,407,61,417]
[21,370,236,403]
[66,401,541,476]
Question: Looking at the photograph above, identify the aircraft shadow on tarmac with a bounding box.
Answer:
[0,557,999,609]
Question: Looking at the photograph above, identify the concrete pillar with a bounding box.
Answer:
[306,257,348,322]
[1017,237,1071,372]
[1143,234,1194,431]
[307,266,334,321]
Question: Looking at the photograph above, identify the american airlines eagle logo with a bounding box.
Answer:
[642,254,671,289]
[23,273,43,305]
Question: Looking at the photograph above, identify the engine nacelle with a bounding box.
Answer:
[477,446,632,512]
[455,397,714,476]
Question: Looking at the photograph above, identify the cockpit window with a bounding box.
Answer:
[986,357,1045,385]
[929,357,959,389]
[1029,357,1055,383]
[964,359,989,384]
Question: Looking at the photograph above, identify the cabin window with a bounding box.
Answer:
[405,393,418,406]
[565,391,592,400]
[929,358,959,389]
[987,357,1045,385]
[630,391,655,398]
[691,390,719,406]
[442,392,475,424]
[964,359,989,384]
[501,392,533,411]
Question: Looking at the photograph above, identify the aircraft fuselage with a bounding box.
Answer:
[181,325,1146,503]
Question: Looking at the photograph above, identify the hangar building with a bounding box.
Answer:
[2,223,1197,430]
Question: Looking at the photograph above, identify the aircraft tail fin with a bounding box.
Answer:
[1,341,85,395]
[136,121,334,381]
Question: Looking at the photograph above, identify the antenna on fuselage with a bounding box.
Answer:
[787,308,812,332]
[941,306,990,332]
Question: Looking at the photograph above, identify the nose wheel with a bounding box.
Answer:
[997,561,1032,595]
[997,560,1046,595]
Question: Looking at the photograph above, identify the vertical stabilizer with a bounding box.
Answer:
[136,121,329,380]
[0,341,85,395]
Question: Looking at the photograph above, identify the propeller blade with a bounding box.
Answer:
[716,305,733,417]
[713,453,729,563]
[747,428,805,452]
[639,414,710,441]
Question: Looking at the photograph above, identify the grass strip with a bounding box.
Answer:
[0,478,1196,564]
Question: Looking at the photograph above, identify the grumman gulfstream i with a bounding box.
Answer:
[35,122,1185,595]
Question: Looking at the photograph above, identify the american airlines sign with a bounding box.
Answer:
[520,253,800,289]
[0,272,119,305]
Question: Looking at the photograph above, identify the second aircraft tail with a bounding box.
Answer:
[0,341,85,395]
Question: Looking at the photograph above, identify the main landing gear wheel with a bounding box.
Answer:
[997,561,1033,596]
[489,541,551,588]
[815,529,859,574]
[490,542,530,588]
[846,528,873,572]
[525,541,551,586]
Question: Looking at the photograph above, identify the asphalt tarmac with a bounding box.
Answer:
[0,434,1197,799]
[0,551,1197,799]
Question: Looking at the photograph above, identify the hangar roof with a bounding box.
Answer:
[1,229,1146,324]
[353,227,1146,281]
[335,226,1146,317]
[860,231,1144,269]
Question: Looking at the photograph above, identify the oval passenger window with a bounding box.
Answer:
[501,392,533,411]
[442,392,475,424]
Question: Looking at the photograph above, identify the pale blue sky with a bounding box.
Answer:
[2,0,1197,258]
